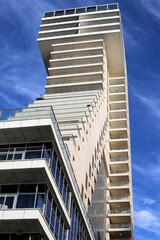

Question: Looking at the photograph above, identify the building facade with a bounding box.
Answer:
[0,3,133,240]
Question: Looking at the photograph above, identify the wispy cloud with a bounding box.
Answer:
[135,210,160,235]
[131,89,160,120]
[136,0,160,20]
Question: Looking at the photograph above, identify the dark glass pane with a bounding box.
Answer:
[0,234,10,240]
[19,184,36,193]
[0,145,9,152]
[11,234,30,240]
[108,4,117,10]
[56,167,60,185]
[76,8,85,14]
[14,153,23,160]
[97,5,107,11]
[5,196,14,208]
[7,154,13,160]
[51,157,56,175]
[1,185,18,193]
[0,197,4,205]
[38,184,46,193]
[36,194,44,212]
[46,201,51,220]
[55,10,64,16]
[0,154,7,160]
[51,209,55,228]
[53,150,57,160]
[66,9,75,15]
[48,191,52,203]
[55,216,59,238]
[87,7,96,12]
[42,150,49,162]
[31,234,42,240]
[16,194,35,208]
[25,151,41,159]
[44,12,53,18]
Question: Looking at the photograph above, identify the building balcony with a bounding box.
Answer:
[109,170,129,176]
[0,209,55,240]
[110,158,128,162]
[108,182,129,188]
[108,223,131,231]
[108,209,130,215]
[108,195,130,202]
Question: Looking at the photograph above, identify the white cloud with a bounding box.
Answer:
[135,210,160,235]
[132,90,160,119]
[142,197,155,206]
[137,0,160,20]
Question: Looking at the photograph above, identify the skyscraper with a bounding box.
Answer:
[0,3,133,240]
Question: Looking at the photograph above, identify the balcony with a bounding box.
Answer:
[110,135,127,140]
[0,143,70,209]
[108,182,129,187]
[108,223,131,230]
[108,195,130,201]
[110,157,128,162]
[110,170,129,175]
[108,209,130,214]
[0,183,67,240]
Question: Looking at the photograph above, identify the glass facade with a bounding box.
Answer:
[0,143,70,207]
[44,4,118,18]
[0,143,92,240]
[0,183,66,240]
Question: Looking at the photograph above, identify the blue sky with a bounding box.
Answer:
[0,0,160,239]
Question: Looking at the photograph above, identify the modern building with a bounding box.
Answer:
[0,3,133,240]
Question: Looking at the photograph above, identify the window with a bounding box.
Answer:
[16,194,35,208]
[66,9,75,15]
[87,7,96,12]
[76,8,85,14]
[44,12,54,18]
[97,5,107,11]
[108,4,118,10]
[55,10,64,16]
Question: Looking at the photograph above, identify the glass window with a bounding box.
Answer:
[0,197,4,205]
[7,154,13,160]
[16,194,35,208]
[36,194,44,212]
[14,153,23,160]
[108,4,117,10]
[5,196,14,208]
[38,184,46,193]
[66,9,75,15]
[0,234,10,240]
[0,145,9,152]
[97,5,107,11]
[87,7,96,12]
[76,8,85,14]
[25,150,41,159]
[11,234,30,240]
[0,154,7,160]
[19,184,36,193]
[55,10,64,16]
[44,12,54,18]
[1,185,18,193]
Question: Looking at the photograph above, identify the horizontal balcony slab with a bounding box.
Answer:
[0,159,71,228]
[0,209,55,240]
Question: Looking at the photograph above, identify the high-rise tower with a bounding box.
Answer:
[0,3,133,240]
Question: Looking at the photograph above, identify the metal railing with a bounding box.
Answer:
[110,170,129,174]
[108,209,130,214]
[110,157,128,162]
[108,182,129,187]
[108,195,130,201]
[44,4,119,18]
[110,135,127,139]
[108,223,131,229]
